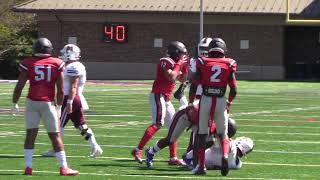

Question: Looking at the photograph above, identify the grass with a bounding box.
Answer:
[0,80,319,180]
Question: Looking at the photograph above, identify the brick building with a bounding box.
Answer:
[14,0,320,80]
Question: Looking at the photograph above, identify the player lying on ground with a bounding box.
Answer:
[183,136,253,170]
[12,38,78,176]
[42,44,103,158]
[131,41,189,166]
[145,102,236,168]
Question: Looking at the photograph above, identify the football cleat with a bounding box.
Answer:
[24,167,32,175]
[182,154,193,170]
[168,158,186,166]
[131,148,143,164]
[192,165,207,175]
[221,157,229,176]
[60,167,79,176]
[145,148,154,168]
[41,150,55,157]
[89,145,103,158]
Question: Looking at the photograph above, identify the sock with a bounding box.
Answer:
[198,147,205,168]
[169,142,177,158]
[24,149,33,168]
[221,138,230,157]
[55,151,68,168]
[137,124,159,150]
[186,150,193,159]
[151,143,161,154]
[179,96,188,108]
[87,128,99,148]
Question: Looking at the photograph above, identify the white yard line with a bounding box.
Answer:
[0,141,319,155]
[236,106,320,116]
[0,154,319,168]
[0,169,293,180]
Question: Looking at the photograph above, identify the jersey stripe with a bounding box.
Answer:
[229,60,236,67]
[19,63,28,70]
[58,62,65,70]
[160,57,175,67]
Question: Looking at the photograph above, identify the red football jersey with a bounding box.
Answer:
[151,57,177,100]
[19,56,65,102]
[197,57,237,88]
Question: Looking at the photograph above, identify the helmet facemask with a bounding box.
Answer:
[198,37,213,57]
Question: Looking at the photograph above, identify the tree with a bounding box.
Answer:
[0,0,37,79]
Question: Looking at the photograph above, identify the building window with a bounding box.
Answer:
[240,40,249,49]
[154,38,163,48]
[68,37,77,45]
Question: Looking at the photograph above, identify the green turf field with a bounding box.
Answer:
[0,80,319,180]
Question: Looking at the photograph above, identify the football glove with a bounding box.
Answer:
[174,82,188,100]
[11,103,19,115]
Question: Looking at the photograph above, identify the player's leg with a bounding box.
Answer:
[214,97,230,176]
[193,95,212,175]
[132,93,164,163]
[146,111,189,167]
[165,101,184,165]
[43,101,78,176]
[70,95,102,157]
[42,96,69,157]
[23,99,41,175]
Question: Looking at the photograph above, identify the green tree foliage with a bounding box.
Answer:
[0,0,37,79]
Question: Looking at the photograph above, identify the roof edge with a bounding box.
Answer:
[12,0,37,11]
[12,8,291,16]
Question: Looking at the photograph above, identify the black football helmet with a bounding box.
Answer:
[32,38,53,56]
[166,41,187,61]
[227,117,237,138]
[208,37,227,55]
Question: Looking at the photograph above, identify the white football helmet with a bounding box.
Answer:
[198,37,213,57]
[234,137,254,156]
[60,44,81,62]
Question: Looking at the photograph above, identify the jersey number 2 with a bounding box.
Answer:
[35,65,52,82]
[210,65,221,82]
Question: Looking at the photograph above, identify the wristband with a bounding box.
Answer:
[67,99,73,104]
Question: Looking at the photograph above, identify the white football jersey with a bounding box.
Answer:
[64,61,86,96]
[205,141,242,169]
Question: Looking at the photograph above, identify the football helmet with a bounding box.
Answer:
[32,38,53,57]
[198,37,213,57]
[234,137,254,156]
[227,118,237,138]
[208,37,227,55]
[60,44,81,62]
[166,41,187,62]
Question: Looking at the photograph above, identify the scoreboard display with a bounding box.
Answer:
[103,23,128,43]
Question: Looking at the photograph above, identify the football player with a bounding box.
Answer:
[184,137,254,170]
[11,38,79,176]
[132,41,189,165]
[145,102,237,168]
[42,44,103,158]
[190,38,238,176]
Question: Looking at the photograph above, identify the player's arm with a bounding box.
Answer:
[12,69,28,104]
[56,71,64,106]
[163,65,182,82]
[66,76,79,114]
[226,72,237,113]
